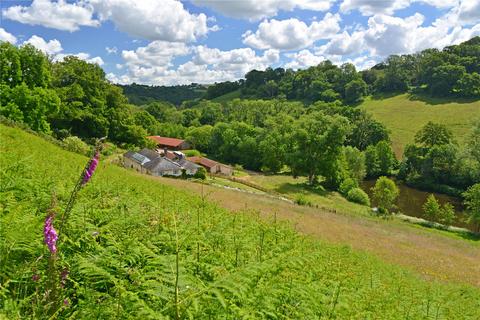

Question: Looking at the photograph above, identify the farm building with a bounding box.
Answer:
[123,148,199,177]
[147,136,190,150]
[187,156,233,176]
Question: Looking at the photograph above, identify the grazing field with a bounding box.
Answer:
[1,124,480,319]
[360,94,480,156]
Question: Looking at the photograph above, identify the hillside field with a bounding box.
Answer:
[360,94,480,156]
[1,124,480,318]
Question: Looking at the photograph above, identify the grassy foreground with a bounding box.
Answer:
[1,125,480,319]
[360,94,480,156]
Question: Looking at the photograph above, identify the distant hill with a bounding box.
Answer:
[119,83,207,105]
[360,94,480,156]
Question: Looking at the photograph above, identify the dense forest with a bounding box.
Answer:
[119,83,206,106]
[1,38,479,220]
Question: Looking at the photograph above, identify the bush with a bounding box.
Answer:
[62,136,89,155]
[184,149,202,157]
[372,176,399,214]
[194,167,207,180]
[339,178,357,196]
[347,188,371,206]
[294,194,312,206]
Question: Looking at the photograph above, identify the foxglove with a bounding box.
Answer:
[44,215,58,254]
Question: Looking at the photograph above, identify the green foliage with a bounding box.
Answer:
[423,194,441,221]
[62,136,90,155]
[344,79,368,103]
[372,177,399,214]
[1,125,480,318]
[463,183,480,231]
[119,83,206,105]
[294,193,312,206]
[288,112,351,188]
[194,166,207,180]
[376,140,397,175]
[415,121,454,148]
[339,178,357,196]
[343,146,366,183]
[346,188,371,206]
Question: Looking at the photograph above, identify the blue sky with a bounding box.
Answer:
[1,0,479,85]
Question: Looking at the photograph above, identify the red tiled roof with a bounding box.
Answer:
[147,136,185,147]
[187,156,218,169]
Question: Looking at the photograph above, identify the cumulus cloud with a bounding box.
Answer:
[0,28,17,44]
[457,0,480,25]
[284,50,326,69]
[89,0,211,42]
[24,35,63,55]
[55,52,105,65]
[339,0,458,16]
[23,35,104,65]
[242,13,341,50]
[110,42,279,85]
[2,0,99,32]
[317,11,480,60]
[340,0,411,16]
[191,0,334,20]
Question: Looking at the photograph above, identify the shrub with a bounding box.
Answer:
[184,149,202,157]
[295,194,312,206]
[423,194,441,221]
[339,178,357,196]
[194,167,207,180]
[372,176,399,214]
[347,188,371,206]
[62,136,89,155]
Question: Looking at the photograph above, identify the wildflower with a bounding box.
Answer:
[63,298,69,306]
[32,274,40,282]
[82,151,100,185]
[44,215,58,254]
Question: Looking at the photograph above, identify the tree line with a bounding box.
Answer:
[203,37,480,104]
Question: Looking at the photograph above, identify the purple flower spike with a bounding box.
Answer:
[82,151,100,185]
[44,215,58,254]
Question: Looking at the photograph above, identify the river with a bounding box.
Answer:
[360,179,474,231]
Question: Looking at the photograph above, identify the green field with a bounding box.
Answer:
[360,94,480,156]
[211,89,241,103]
[1,124,480,318]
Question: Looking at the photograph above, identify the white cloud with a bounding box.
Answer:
[24,35,63,55]
[55,52,105,65]
[2,0,99,32]
[22,35,104,65]
[0,28,17,44]
[122,41,191,68]
[90,0,211,42]
[242,13,341,50]
[111,42,279,85]
[317,11,480,60]
[457,0,480,25]
[284,50,325,69]
[106,46,117,54]
[340,0,411,16]
[191,0,334,21]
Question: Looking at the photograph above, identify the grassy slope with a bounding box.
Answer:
[1,124,480,319]
[360,94,480,156]
[211,89,241,103]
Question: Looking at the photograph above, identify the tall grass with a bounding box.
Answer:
[1,124,480,319]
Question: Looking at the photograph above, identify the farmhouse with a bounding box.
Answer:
[123,148,199,177]
[147,136,190,150]
[187,156,233,176]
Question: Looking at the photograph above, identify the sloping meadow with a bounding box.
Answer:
[1,124,479,319]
